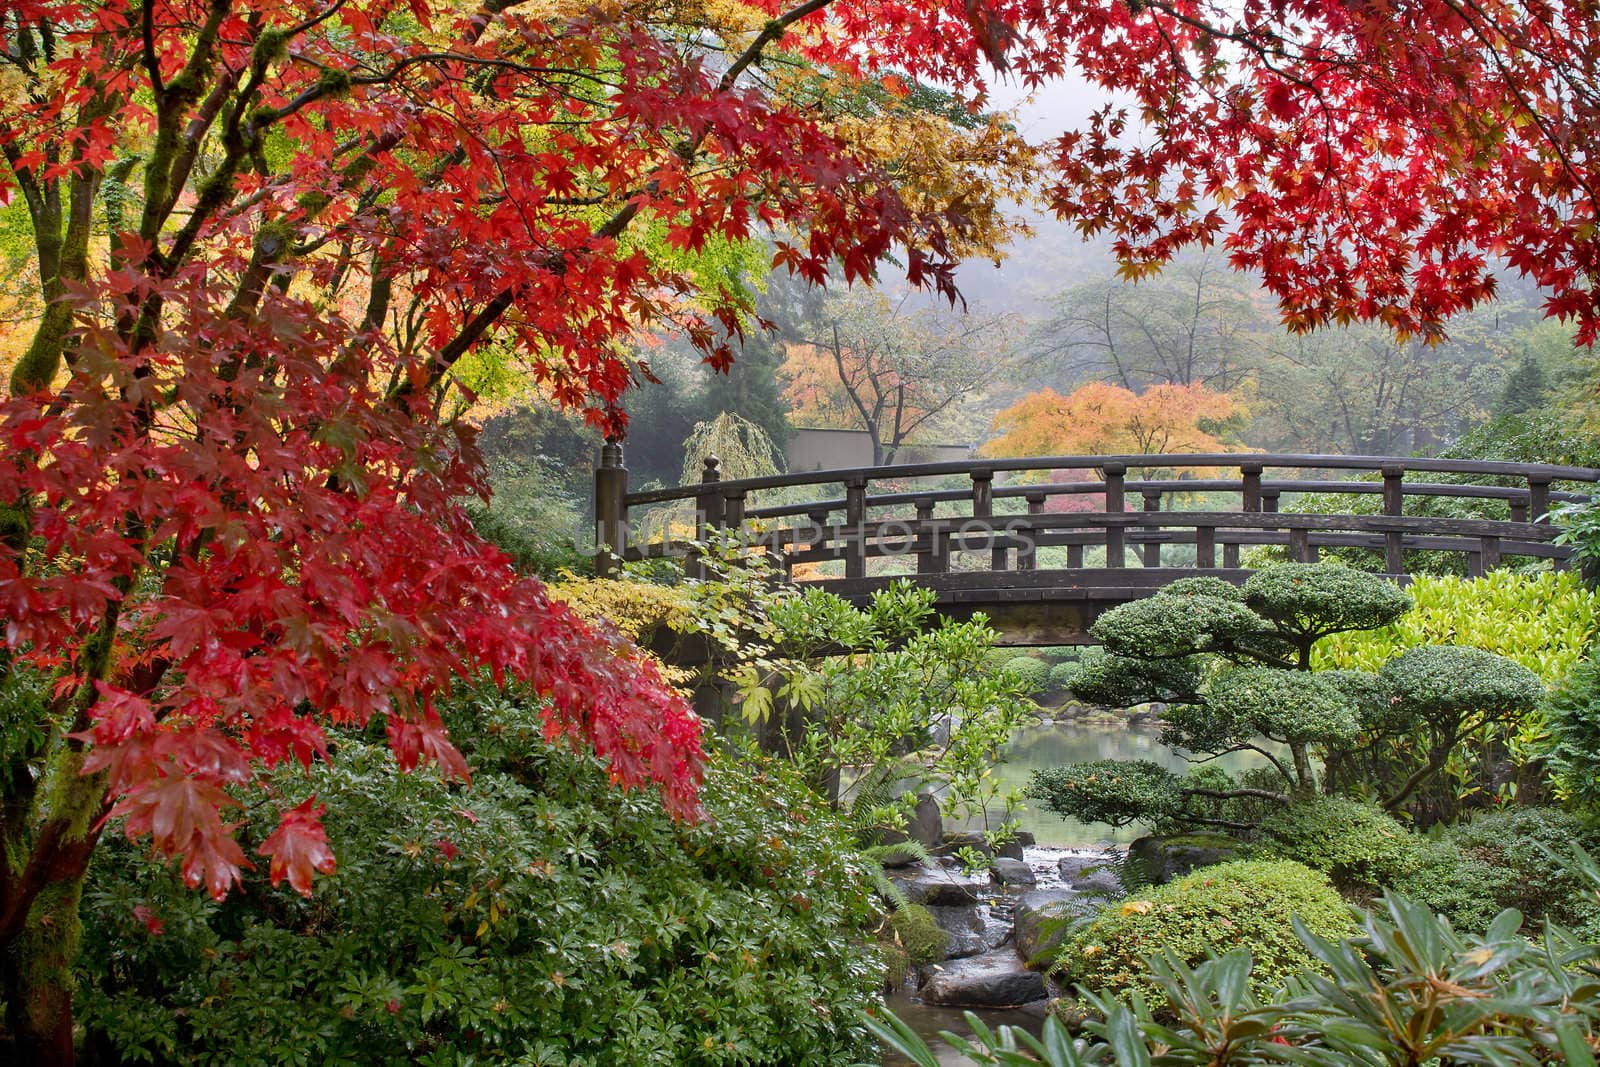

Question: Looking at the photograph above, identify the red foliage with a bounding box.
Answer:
[4,0,1600,916]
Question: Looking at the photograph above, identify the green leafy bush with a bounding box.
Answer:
[1389,836,1506,933]
[77,687,882,1066]
[1004,655,1052,695]
[1545,654,1600,810]
[1313,570,1598,682]
[1048,661,1080,694]
[1443,807,1600,938]
[1028,760,1183,828]
[1057,860,1354,1014]
[1256,798,1418,893]
[874,883,1600,1066]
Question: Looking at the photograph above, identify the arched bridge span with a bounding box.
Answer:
[593,452,1599,645]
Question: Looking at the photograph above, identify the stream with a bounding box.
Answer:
[879,718,1268,1064]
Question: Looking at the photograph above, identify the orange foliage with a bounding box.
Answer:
[981,382,1246,460]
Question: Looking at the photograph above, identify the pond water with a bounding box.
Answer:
[979,717,1268,847]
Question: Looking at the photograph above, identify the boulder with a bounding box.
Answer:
[1127,833,1244,886]
[919,950,1048,1008]
[1057,852,1123,898]
[888,864,987,907]
[908,792,943,850]
[996,830,1035,862]
[990,857,1037,887]
[937,830,993,859]
[926,905,986,960]
[1013,890,1086,968]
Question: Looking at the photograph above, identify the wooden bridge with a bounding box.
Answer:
[593,449,1599,645]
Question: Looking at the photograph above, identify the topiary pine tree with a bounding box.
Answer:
[1026,564,1542,833]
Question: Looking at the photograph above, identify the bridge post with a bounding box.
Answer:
[1225,461,1264,568]
[1103,462,1126,568]
[1240,461,1263,511]
[915,496,948,574]
[594,439,628,577]
[1382,463,1405,573]
[690,456,724,579]
[695,456,724,536]
[969,468,1006,570]
[1141,488,1162,567]
[724,488,746,529]
[1019,490,1045,571]
[845,475,867,579]
[1528,476,1552,523]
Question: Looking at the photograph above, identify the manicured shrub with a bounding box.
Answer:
[1048,661,1081,694]
[77,686,882,1066]
[1058,860,1354,1013]
[1028,760,1183,828]
[1256,798,1419,893]
[1004,655,1052,694]
[1390,837,1506,933]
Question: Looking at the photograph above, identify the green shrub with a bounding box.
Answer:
[1028,760,1183,828]
[1047,661,1079,694]
[1443,807,1600,938]
[1313,570,1599,682]
[77,687,881,1066]
[1256,798,1419,892]
[1058,860,1354,1014]
[1004,655,1051,694]
[1544,654,1600,810]
[1390,837,1506,933]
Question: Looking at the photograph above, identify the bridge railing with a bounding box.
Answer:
[595,452,1600,583]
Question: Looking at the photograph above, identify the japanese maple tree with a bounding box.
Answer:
[6,0,1600,1059]
[0,0,993,1059]
[982,381,1246,465]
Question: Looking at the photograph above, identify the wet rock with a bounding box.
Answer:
[1128,833,1244,886]
[925,904,984,959]
[991,857,1037,887]
[937,830,993,859]
[1057,852,1123,898]
[888,864,987,906]
[996,830,1035,862]
[1013,890,1087,968]
[908,792,943,850]
[919,950,1048,1008]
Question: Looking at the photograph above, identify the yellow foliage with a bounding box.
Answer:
[547,577,692,644]
[548,577,697,686]
[829,105,1038,262]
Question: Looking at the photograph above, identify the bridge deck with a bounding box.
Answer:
[593,451,1599,639]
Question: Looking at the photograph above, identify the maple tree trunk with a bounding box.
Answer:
[0,709,111,1067]
[2,864,90,1067]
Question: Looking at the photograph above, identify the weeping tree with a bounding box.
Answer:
[1027,565,1542,833]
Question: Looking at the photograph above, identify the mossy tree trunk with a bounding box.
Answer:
[1,746,110,1067]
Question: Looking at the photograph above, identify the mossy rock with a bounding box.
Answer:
[1127,832,1248,886]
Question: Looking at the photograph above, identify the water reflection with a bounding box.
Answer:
[991,719,1268,847]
